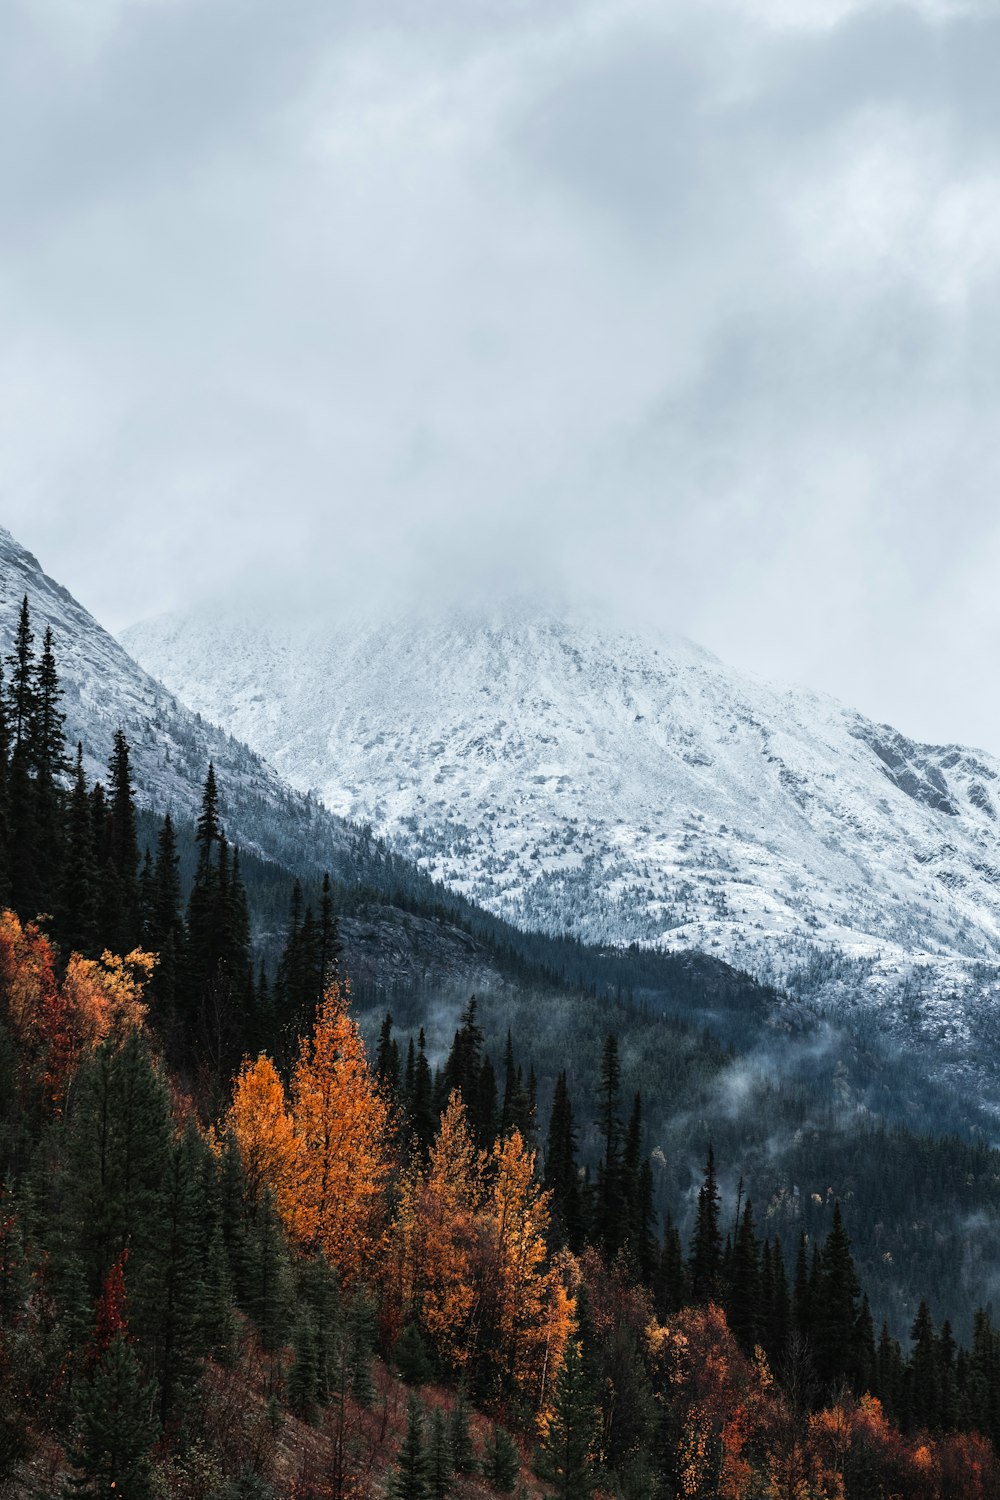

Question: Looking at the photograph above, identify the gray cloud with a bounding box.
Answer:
[3,0,1000,749]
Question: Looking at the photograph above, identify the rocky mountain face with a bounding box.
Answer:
[0,527,351,876]
[123,597,1000,1100]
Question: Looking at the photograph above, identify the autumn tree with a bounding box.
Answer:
[286,978,392,1285]
[226,1052,298,1218]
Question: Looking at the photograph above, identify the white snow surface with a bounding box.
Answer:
[0,527,351,868]
[122,596,1000,1052]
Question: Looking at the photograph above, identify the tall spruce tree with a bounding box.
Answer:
[545,1071,584,1253]
[688,1146,723,1304]
[594,1034,624,1254]
[57,745,100,956]
[535,1340,596,1500]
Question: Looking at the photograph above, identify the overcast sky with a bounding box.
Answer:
[4,0,1000,747]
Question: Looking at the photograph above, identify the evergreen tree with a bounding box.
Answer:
[762,1236,791,1370]
[151,1122,210,1429]
[32,625,67,907]
[65,1031,172,1302]
[653,1215,686,1319]
[535,1340,596,1500]
[621,1093,655,1279]
[376,1013,401,1099]
[688,1146,722,1304]
[317,871,342,987]
[148,812,184,1033]
[288,1307,320,1423]
[483,1426,519,1493]
[57,746,100,955]
[426,1405,452,1500]
[105,731,140,952]
[392,1397,430,1500]
[410,1030,437,1161]
[448,1381,476,1475]
[727,1198,761,1355]
[6,597,35,751]
[908,1300,940,1433]
[815,1202,861,1390]
[594,1035,624,1255]
[544,1071,584,1253]
[244,1189,292,1360]
[6,598,41,916]
[67,1331,158,1499]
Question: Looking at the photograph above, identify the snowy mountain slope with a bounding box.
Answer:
[0,527,352,873]
[122,598,1000,1080]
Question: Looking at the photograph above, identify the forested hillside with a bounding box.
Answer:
[3,595,1000,1499]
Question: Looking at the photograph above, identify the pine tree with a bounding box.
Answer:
[594,1035,624,1255]
[67,1257,157,1499]
[815,1202,860,1390]
[410,1029,436,1161]
[105,731,140,952]
[727,1197,761,1354]
[393,1397,430,1500]
[448,1381,476,1475]
[66,1031,172,1303]
[32,625,67,907]
[6,598,41,916]
[426,1405,452,1500]
[653,1215,686,1319]
[908,1300,940,1433]
[483,1426,519,1493]
[148,812,184,1033]
[288,1307,320,1423]
[376,1013,401,1099]
[151,1122,210,1428]
[57,746,100,956]
[244,1189,292,1359]
[6,597,35,750]
[535,1341,596,1500]
[688,1146,722,1304]
[68,1331,158,1499]
[621,1093,655,1279]
[544,1071,584,1253]
[318,871,341,986]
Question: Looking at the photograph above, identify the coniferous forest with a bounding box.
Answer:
[5,596,1000,1499]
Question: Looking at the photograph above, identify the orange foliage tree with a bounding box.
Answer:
[387,1092,576,1410]
[0,910,152,1108]
[285,979,392,1285]
[484,1128,575,1407]
[648,1304,791,1500]
[225,1053,298,1217]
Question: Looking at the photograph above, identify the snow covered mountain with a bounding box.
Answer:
[0,527,351,873]
[122,598,1000,1084]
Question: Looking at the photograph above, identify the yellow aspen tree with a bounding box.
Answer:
[61,949,153,1050]
[226,1053,298,1216]
[287,978,392,1285]
[487,1129,574,1404]
[418,1090,486,1372]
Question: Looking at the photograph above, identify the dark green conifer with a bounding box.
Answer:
[688,1146,722,1304]
[594,1035,624,1256]
[483,1425,519,1492]
[426,1405,452,1500]
[392,1397,430,1500]
[653,1215,686,1319]
[57,746,100,956]
[727,1198,761,1354]
[534,1340,596,1500]
[105,731,140,952]
[288,1307,320,1423]
[544,1071,584,1253]
[448,1381,476,1475]
[67,1331,158,1499]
